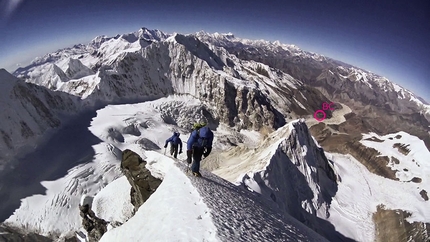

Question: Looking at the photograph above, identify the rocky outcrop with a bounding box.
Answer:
[0,224,52,242]
[120,149,162,211]
[79,203,108,242]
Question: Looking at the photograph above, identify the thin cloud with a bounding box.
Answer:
[0,0,24,20]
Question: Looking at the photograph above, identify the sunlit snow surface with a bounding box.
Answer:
[5,94,429,241]
[4,143,123,238]
[98,151,327,242]
[326,131,430,242]
[361,132,429,183]
[3,96,201,238]
[209,123,430,242]
[3,95,275,240]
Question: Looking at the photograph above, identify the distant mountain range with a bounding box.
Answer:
[0,27,428,241]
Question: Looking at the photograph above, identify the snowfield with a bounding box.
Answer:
[2,94,429,241]
[361,131,429,184]
[4,143,123,238]
[326,151,430,241]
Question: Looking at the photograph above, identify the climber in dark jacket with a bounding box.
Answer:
[186,122,214,177]
[164,132,182,158]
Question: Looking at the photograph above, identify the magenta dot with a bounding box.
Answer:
[314,110,326,122]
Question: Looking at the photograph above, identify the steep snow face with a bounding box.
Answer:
[92,176,134,224]
[27,64,69,89]
[227,120,340,240]
[0,68,18,98]
[4,143,123,239]
[64,58,95,79]
[0,69,80,168]
[99,153,219,242]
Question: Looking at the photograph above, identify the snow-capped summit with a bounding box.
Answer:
[136,27,170,41]
[63,58,95,79]
[28,63,69,89]
[90,35,112,49]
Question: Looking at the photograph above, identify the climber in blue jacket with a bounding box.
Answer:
[164,132,182,159]
[186,121,214,177]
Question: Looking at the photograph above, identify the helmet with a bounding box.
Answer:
[198,117,208,124]
[173,131,180,137]
[193,122,205,130]
[194,117,207,128]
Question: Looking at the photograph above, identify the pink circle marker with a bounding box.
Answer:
[314,110,326,122]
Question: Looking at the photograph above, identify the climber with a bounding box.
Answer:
[186,119,214,177]
[164,131,182,159]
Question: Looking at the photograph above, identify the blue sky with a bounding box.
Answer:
[1,0,429,101]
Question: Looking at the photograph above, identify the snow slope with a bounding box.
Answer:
[0,69,81,169]
[4,91,428,241]
[98,152,219,242]
[4,143,123,238]
[360,131,429,184]
[98,150,328,242]
[92,176,134,224]
[326,151,430,242]
[208,121,430,242]
[1,95,247,239]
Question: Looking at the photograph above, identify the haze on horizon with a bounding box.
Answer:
[1,0,429,102]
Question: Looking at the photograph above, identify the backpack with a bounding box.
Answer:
[195,126,213,148]
[172,136,181,145]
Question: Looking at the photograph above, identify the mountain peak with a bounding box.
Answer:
[136,27,170,41]
[0,68,19,92]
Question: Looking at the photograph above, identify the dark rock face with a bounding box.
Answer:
[120,149,162,211]
[79,204,108,242]
[74,150,163,241]
[0,224,52,242]
[420,190,428,201]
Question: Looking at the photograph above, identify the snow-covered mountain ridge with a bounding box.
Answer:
[1,27,334,169]
[95,150,329,242]
[0,69,82,170]
[196,31,430,127]
[2,96,335,241]
[1,27,429,241]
